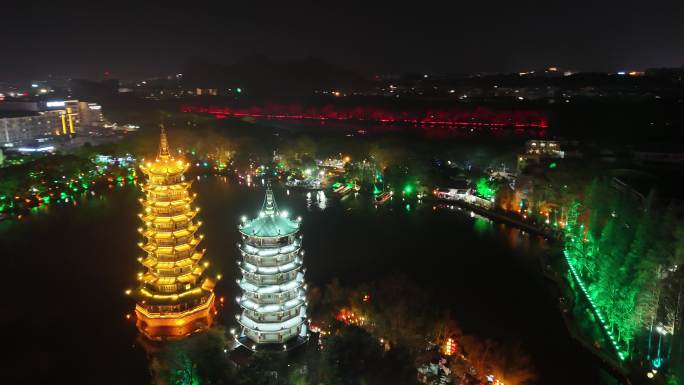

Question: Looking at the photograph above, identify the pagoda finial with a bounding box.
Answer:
[158,124,170,160]
[263,180,277,216]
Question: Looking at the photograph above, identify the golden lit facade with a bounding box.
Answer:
[133,128,215,340]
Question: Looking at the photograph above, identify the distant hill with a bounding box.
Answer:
[181,56,370,96]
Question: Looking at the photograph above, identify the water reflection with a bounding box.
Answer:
[473,215,493,235]
[304,190,328,211]
[316,191,327,210]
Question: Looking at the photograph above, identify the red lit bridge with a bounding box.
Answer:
[180,103,549,130]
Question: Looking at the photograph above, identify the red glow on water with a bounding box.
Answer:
[181,103,549,129]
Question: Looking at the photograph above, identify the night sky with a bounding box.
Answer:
[2,2,684,81]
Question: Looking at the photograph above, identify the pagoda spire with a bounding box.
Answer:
[262,180,277,216]
[158,124,170,160]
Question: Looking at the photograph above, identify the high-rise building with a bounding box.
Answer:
[0,99,104,145]
[0,111,62,144]
[236,183,308,350]
[133,128,216,340]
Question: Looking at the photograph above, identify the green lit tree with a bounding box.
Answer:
[475,177,496,200]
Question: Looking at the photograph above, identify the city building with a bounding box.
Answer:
[517,140,564,171]
[0,110,63,145]
[133,128,216,340]
[524,140,563,157]
[236,183,308,350]
[0,99,103,146]
[195,88,218,96]
[45,100,103,132]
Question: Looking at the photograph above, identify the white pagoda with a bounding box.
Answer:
[235,183,308,350]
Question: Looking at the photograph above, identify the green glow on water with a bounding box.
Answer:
[473,217,492,234]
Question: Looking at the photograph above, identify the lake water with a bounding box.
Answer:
[2,176,610,384]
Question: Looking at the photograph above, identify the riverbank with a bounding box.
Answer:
[437,196,633,385]
[431,196,559,239]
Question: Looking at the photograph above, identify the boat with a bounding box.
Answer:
[374,191,393,205]
[333,184,353,196]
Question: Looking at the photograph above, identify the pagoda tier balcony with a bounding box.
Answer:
[238,295,306,316]
[243,234,300,249]
[144,207,195,218]
[142,227,200,247]
[148,220,196,232]
[137,280,214,306]
[141,211,197,228]
[151,264,200,278]
[244,288,304,305]
[239,258,302,276]
[242,252,299,267]
[242,306,304,323]
[142,198,194,211]
[242,269,301,286]
[239,241,300,257]
[146,190,191,203]
[137,290,208,313]
[141,273,195,288]
[135,292,214,341]
[141,181,192,193]
[238,325,308,349]
[237,305,307,333]
[140,162,189,178]
[142,165,188,177]
[243,251,303,268]
[140,236,203,254]
[238,272,305,294]
[146,208,193,218]
[241,328,301,346]
[146,248,197,262]
[142,250,204,268]
[141,265,206,286]
[142,222,199,238]
[142,194,195,207]
[144,236,197,248]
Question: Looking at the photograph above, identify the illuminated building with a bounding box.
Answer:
[133,127,215,340]
[236,183,308,350]
[443,337,457,356]
[0,111,62,145]
[0,99,103,145]
[517,139,564,172]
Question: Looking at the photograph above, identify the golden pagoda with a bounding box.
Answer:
[133,127,216,340]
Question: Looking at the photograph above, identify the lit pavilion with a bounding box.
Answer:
[133,127,216,340]
[236,182,309,350]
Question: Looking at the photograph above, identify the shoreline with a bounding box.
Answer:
[434,196,634,385]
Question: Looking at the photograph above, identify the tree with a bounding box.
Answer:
[488,342,537,385]
[321,325,382,385]
[151,328,232,385]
